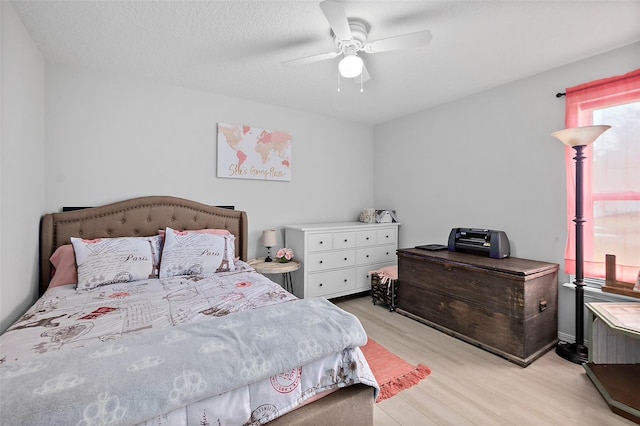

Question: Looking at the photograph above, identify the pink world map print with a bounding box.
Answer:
[217,122,292,181]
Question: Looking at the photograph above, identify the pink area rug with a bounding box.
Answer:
[361,338,431,402]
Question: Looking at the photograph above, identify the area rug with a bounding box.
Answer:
[361,338,431,402]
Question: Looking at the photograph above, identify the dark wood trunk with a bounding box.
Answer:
[396,248,559,367]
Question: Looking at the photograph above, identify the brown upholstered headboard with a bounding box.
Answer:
[39,196,248,295]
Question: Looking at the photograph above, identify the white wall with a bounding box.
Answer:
[0,2,46,332]
[2,7,636,342]
[374,42,640,340]
[45,64,375,260]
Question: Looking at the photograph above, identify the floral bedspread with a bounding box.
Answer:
[0,262,377,425]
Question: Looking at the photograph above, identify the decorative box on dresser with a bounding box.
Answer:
[284,222,400,299]
[396,248,559,367]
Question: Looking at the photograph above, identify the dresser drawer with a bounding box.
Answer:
[357,245,396,265]
[308,269,356,298]
[377,228,397,245]
[333,232,356,250]
[307,250,356,272]
[308,233,333,251]
[356,230,377,247]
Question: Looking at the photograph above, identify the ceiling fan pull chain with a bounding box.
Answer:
[360,72,364,93]
[337,70,341,93]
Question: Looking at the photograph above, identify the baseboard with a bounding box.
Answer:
[558,331,581,345]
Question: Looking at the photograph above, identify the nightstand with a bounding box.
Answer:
[248,258,301,293]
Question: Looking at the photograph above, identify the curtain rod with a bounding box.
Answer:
[556,92,566,98]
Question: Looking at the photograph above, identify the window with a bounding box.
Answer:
[563,69,640,284]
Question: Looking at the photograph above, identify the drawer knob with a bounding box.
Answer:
[319,260,323,264]
[344,257,348,261]
[344,279,347,282]
[344,239,348,242]
[386,252,389,255]
[320,241,323,244]
[319,283,323,287]
[366,254,370,258]
[366,237,370,240]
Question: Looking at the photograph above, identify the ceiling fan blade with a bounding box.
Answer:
[365,30,432,54]
[353,63,371,83]
[282,51,339,66]
[319,0,352,41]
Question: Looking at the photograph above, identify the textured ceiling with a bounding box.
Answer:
[11,0,640,125]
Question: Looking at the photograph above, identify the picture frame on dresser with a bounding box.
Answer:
[284,222,400,300]
[375,210,398,223]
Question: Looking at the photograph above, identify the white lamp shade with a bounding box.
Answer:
[262,229,277,247]
[338,54,364,78]
[551,125,611,147]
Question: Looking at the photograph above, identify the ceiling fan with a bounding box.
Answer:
[283,0,432,85]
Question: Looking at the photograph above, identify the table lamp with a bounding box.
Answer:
[262,229,277,262]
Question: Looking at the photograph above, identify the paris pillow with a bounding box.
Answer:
[159,227,235,278]
[71,235,162,290]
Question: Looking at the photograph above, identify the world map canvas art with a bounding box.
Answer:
[217,122,292,181]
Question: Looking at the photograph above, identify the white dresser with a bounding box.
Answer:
[284,222,400,299]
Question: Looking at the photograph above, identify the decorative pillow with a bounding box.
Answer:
[157,228,231,237]
[49,245,78,287]
[159,227,235,278]
[157,228,236,260]
[71,235,163,290]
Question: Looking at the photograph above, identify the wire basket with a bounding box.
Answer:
[371,273,396,312]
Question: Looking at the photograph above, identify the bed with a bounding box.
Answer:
[0,196,377,425]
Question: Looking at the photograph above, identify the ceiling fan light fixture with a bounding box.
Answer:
[338,54,363,78]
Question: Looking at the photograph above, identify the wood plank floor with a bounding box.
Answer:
[335,296,636,426]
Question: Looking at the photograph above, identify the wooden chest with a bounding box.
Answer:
[396,248,559,367]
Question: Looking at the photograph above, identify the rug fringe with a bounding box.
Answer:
[377,364,432,402]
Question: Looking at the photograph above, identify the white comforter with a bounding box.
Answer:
[0,262,377,425]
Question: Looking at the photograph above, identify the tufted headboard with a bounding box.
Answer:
[39,196,248,295]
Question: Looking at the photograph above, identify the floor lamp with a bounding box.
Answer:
[551,125,611,364]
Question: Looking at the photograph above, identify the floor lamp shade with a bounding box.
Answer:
[551,125,611,148]
[551,125,611,364]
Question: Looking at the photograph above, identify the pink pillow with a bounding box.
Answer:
[158,228,232,238]
[49,245,78,287]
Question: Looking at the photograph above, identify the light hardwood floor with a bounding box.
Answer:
[335,296,636,426]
